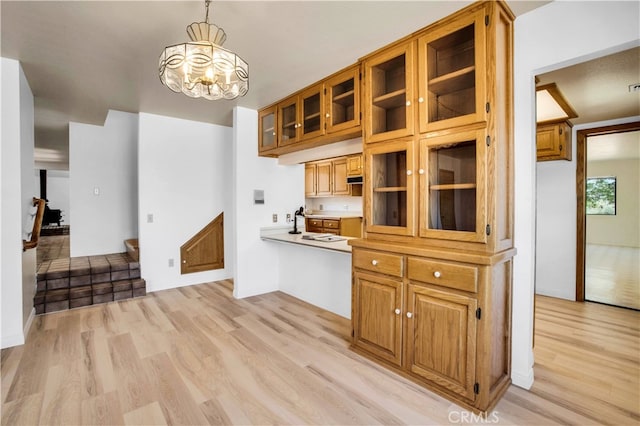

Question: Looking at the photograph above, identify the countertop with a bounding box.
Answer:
[261,229,354,253]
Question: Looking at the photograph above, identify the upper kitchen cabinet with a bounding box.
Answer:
[258,105,278,155]
[347,154,363,177]
[536,120,572,161]
[417,7,486,133]
[278,94,300,147]
[300,84,326,142]
[363,41,416,144]
[325,65,361,134]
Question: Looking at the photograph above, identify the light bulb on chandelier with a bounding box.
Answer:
[159,0,248,100]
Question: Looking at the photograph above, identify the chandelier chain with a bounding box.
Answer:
[205,0,211,24]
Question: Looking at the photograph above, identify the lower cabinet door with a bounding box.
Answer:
[353,272,403,366]
[405,283,477,400]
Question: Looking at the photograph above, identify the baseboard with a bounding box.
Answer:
[511,367,534,389]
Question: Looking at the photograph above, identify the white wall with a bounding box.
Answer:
[587,158,640,248]
[35,169,71,225]
[69,110,138,256]
[138,113,233,292]
[1,58,36,348]
[514,1,639,388]
[232,106,305,298]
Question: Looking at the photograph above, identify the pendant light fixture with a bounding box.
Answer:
[159,0,248,100]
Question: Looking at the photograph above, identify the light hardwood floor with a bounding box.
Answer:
[586,244,640,310]
[2,281,639,425]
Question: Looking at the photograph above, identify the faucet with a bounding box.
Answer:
[289,206,304,234]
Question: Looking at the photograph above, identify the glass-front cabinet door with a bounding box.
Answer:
[418,129,487,243]
[364,41,415,144]
[365,138,415,236]
[300,84,325,141]
[258,106,277,154]
[278,95,300,146]
[325,66,360,134]
[417,8,486,133]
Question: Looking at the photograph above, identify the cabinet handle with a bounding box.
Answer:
[406,312,413,318]
[326,113,330,118]
[406,100,411,106]
[418,168,425,175]
[434,271,441,278]
[371,260,378,266]
[418,97,424,103]
[406,170,413,176]
[395,308,401,315]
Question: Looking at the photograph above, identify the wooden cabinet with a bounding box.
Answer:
[306,156,361,197]
[352,1,515,414]
[306,161,336,197]
[326,65,361,134]
[417,7,487,133]
[306,217,363,237]
[346,154,363,176]
[258,64,362,157]
[351,244,514,412]
[537,120,572,161]
[363,41,416,143]
[258,106,277,154]
[332,157,350,195]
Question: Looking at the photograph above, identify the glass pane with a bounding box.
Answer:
[428,140,476,232]
[371,150,407,227]
[427,23,475,122]
[261,113,275,148]
[371,54,406,135]
[331,78,355,126]
[280,104,296,141]
[303,93,321,134]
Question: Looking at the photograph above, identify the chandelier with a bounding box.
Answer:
[159,0,249,100]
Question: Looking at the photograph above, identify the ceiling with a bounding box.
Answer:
[2,1,552,169]
[4,2,638,166]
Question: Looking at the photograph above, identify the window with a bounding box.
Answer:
[586,176,616,215]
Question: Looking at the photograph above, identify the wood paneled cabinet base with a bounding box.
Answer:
[351,242,515,413]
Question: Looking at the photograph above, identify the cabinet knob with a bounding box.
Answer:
[406,100,411,106]
[272,132,276,136]
[371,260,378,266]
[418,168,425,175]
[406,312,413,318]
[326,113,330,118]
[395,308,401,315]
[418,97,424,103]
[434,271,441,278]
[406,170,413,176]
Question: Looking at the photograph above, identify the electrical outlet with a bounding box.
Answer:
[319,204,324,211]
[286,213,291,222]
[629,83,640,92]
[168,258,174,267]
[147,213,154,223]
[344,205,349,210]
[272,213,278,223]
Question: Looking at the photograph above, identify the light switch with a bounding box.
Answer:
[147,213,154,223]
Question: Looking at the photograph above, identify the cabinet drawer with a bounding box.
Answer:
[353,249,403,278]
[308,219,323,228]
[323,219,340,229]
[407,257,477,293]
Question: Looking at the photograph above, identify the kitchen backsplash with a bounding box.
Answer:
[305,196,363,214]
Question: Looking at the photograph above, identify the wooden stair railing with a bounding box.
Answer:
[23,197,46,251]
[180,212,224,274]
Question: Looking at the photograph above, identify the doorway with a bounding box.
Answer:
[576,123,640,310]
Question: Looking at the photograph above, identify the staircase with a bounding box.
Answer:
[34,253,146,314]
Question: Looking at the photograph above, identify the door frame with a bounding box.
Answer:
[575,121,640,301]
